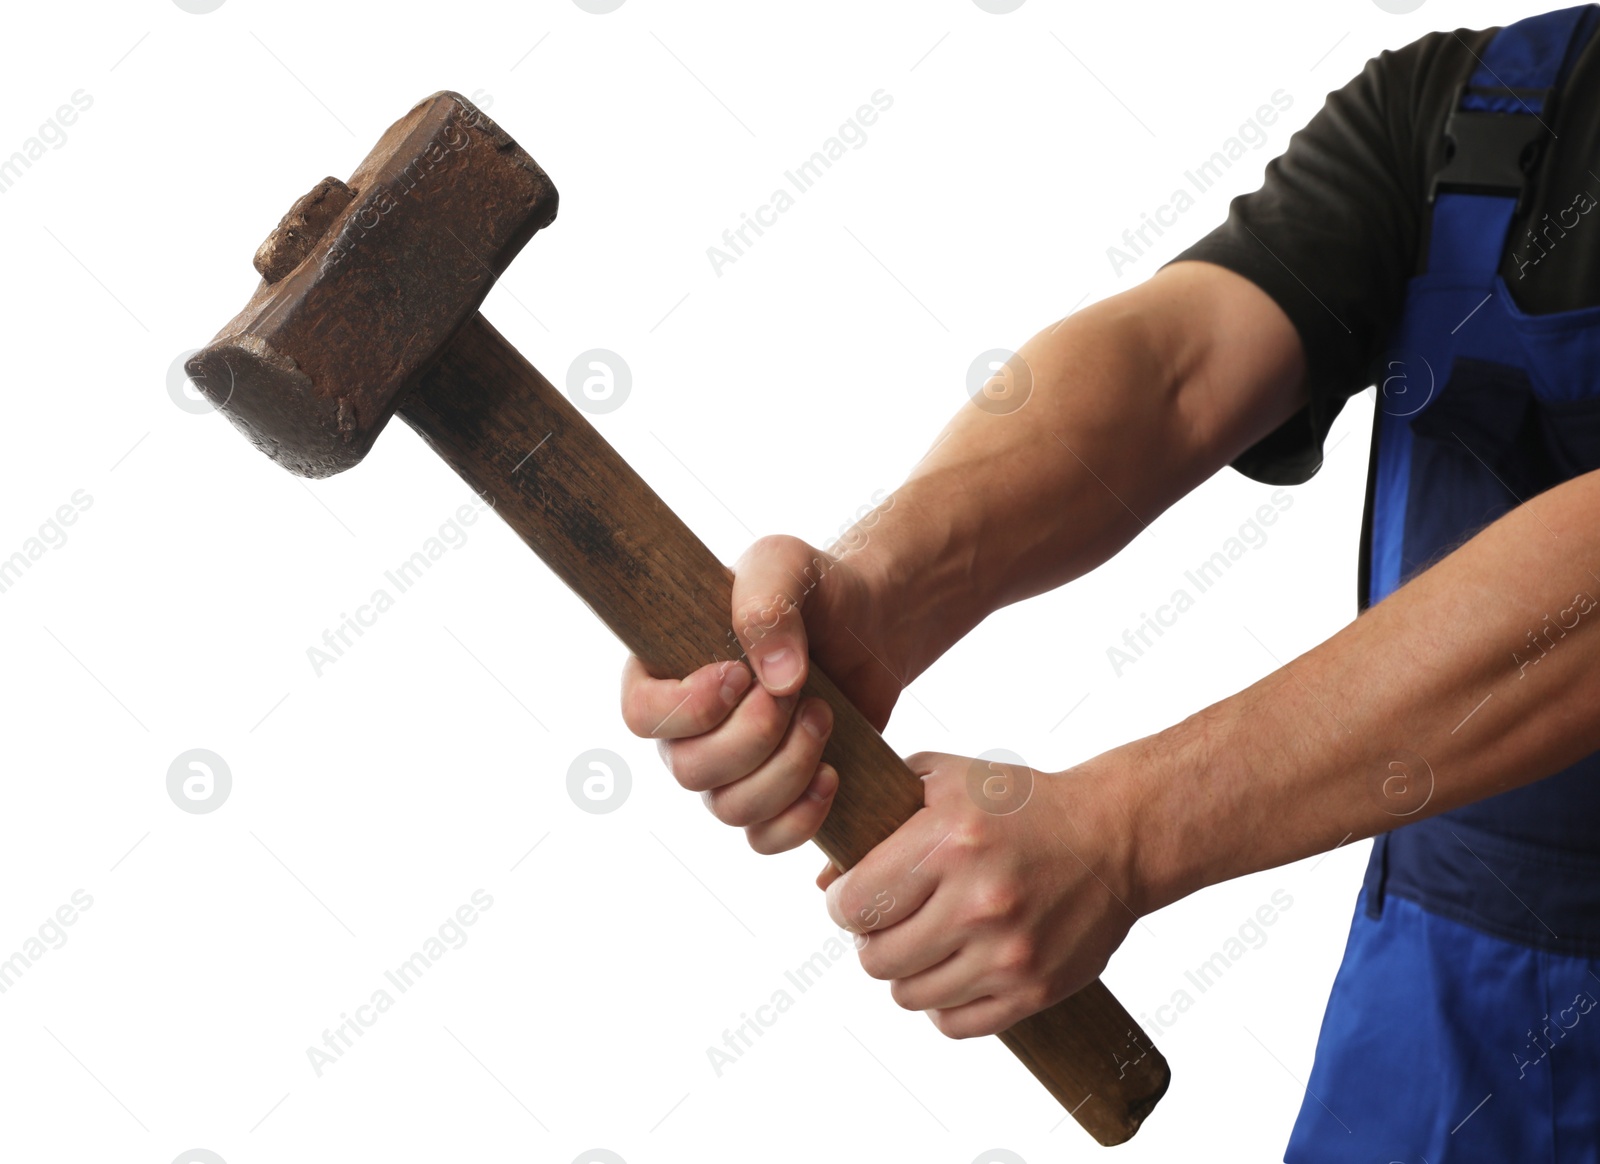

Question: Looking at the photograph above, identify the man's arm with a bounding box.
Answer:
[819,439,1600,1042]
[868,259,1308,685]
[620,259,1308,854]
[1128,465,1600,914]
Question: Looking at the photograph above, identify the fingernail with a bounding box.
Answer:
[757,646,800,691]
[800,702,831,740]
[806,764,837,802]
[719,662,751,706]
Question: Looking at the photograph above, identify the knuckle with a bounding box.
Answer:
[857,951,891,981]
[745,825,792,855]
[947,820,989,857]
[670,759,717,795]
[1018,983,1053,1016]
[835,889,867,929]
[678,770,717,794]
[736,596,798,648]
[628,677,716,740]
[994,935,1037,978]
[748,693,793,747]
[620,684,653,736]
[672,679,723,736]
[706,787,757,828]
[852,887,898,930]
[792,698,832,749]
[965,881,1020,926]
[732,591,777,626]
[745,829,775,855]
[738,533,805,571]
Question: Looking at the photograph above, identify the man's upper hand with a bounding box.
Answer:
[619,533,902,854]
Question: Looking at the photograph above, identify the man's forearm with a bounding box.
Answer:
[1128,467,1600,914]
[854,263,1308,682]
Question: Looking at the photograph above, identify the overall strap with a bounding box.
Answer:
[1365,7,1600,923]
[1426,4,1599,276]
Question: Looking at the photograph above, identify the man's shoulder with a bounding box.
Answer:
[1356,26,1495,122]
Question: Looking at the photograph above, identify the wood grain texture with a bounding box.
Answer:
[399,312,1170,1145]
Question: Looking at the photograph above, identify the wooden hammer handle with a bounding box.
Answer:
[399,313,1169,1145]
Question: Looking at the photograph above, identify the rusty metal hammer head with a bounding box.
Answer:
[186,91,558,478]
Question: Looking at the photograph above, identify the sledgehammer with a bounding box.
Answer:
[186,91,1169,1145]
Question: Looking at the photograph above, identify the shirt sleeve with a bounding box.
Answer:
[1169,32,1474,484]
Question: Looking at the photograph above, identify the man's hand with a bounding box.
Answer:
[822,749,1145,1040]
[619,532,903,854]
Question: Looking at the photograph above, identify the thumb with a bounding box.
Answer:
[731,534,832,697]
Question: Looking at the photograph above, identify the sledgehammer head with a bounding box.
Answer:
[186,91,558,478]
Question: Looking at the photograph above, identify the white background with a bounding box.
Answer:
[0,1,1551,1162]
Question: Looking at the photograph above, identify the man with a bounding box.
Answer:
[621,7,1600,1159]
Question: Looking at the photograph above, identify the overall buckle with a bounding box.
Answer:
[1428,83,1555,214]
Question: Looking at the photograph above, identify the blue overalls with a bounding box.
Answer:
[1285,8,1600,1162]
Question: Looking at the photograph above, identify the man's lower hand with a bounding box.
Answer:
[821,749,1146,1039]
